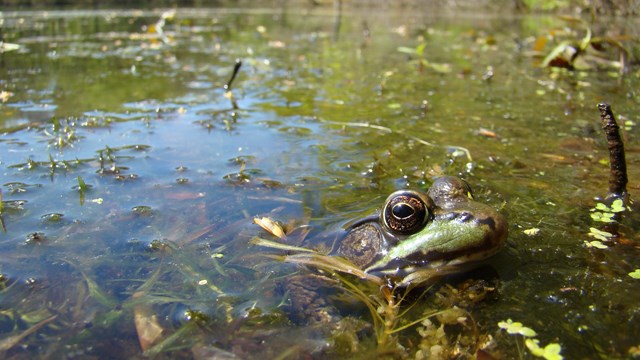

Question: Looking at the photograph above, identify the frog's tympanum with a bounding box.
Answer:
[282,176,507,324]
[336,176,508,283]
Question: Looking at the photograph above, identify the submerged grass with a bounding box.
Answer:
[62,259,118,308]
[253,235,483,356]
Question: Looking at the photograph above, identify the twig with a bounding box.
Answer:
[0,189,6,232]
[597,103,628,201]
[223,59,242,92]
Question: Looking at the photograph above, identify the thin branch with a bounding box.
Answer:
[597,103,628,201]
[224,59,242,92]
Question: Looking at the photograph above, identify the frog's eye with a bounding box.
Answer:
[382,191,430,235]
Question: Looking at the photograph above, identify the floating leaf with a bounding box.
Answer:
[584,240,608,249]
[593,200,626,214]
[629,269,640,279]
[498,319,537,337]
[610,199,625,213]
[524,228,540,236]
[590,211,615,223]
[525,338,564,360]
[588,227,612,242]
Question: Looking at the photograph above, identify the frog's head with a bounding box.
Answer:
[336,176,508,285]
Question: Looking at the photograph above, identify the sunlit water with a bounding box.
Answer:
[0,6,639,359]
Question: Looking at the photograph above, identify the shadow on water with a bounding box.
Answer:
[0,4,639,359]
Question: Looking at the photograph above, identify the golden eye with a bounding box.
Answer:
[382,191,430,235]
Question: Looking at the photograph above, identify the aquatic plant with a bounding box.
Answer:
[590,199,626,223]
[585,227,612,248]
[498,319,564,360]
[537,16,632,73]
[583,104,632,251]
[397,43,452,74]
[252,233,488,357]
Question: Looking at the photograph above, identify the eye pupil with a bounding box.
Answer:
[382,191,430,235]
[392,203,414,219]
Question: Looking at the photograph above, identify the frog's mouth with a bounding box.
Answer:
[362,213,508,284]
[365,242,504,281]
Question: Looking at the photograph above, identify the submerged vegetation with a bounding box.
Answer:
[0,3,639,359]
[253,234,499,358]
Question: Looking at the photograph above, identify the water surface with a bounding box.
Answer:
[0,5,639,359]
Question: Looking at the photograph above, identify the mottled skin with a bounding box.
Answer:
[338,176,507,278]
[284,176,508,324]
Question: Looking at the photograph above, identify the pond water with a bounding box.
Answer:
[0,5,639,359]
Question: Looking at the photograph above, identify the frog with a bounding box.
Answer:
[280,176,508,325]
[337,175,508,285]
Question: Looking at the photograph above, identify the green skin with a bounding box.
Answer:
[282,176,508,324]
[337,176,508,284]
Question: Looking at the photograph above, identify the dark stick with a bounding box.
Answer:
[0,189,6,232]
[597,103,628,201]
[224,59,242,92]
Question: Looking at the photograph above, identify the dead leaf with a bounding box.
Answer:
[477,128,498,138]
[533,35,549,52]
[132,291,164,352]
[253,217,286,240]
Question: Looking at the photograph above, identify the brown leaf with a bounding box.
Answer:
[533,35,548,53]
[477,128,498,138]
[132,291,164,352]
[253,217,286,240]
